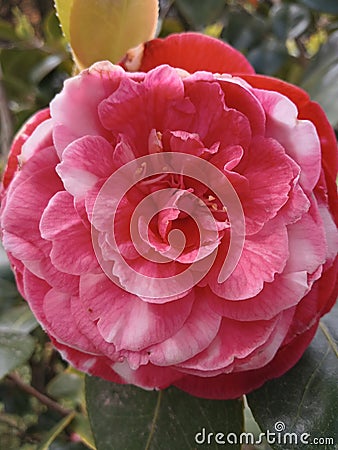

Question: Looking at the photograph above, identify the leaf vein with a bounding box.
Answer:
[319,322,338,358]
[145,390,162,450]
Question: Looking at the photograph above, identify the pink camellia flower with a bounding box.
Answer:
[1,33,337,399]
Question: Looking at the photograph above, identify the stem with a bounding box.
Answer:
[7,372,73,417]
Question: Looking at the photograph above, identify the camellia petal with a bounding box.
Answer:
[123,32,255,75]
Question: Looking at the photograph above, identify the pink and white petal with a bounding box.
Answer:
[50,62,125,156]
[285,203,327,274]
[317,200,338,266]
[182,80,229,141]
[1,161,63,241]
[20,119,54,164]
[283,261,338,347]
[70,296,120,361]
[98,77,149,154]
[39,261,79,295]
[206,109,252,151]
[2,108,51,190]
[80,273,194,352]
[232,308,295,372]
[108,249,192,303]
[209,218,289,300]
[209,271,308,321]
[252,88,321,192]
[51,339,125,384]
[43,289,99,354]
[279,180,310,225]
[237,136,298,234]
[56,136,115,198]
[99,65,195,153]
[209,145,245,173]
[174,321,317,399]
[148,294,221,366]
[22,269,51,324]
[177,315,279,373]
[1,161,64,276]
[7,238,79,297]
[2,145,60,202]
[2,231,48,271]
[218,79,266,136]
[112,360,183,389]
[40,191,98,275]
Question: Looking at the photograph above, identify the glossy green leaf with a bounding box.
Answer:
[271,4,311,40]
[299,0,338,14]
[175,0,225,29]
[37,411,76,450]
[72,414,96,450]
[43,10,66,45]
[0,304,38,334]
[301,31,338,127]
[247,38,289,75]
[54,0,73,40]
[30,54,65,84]
[247,303,338,450]
[222,10,267,52]
[0,331,35,379]
[86,380,243,450]
[69,0,159,69]
[47,372,84,401]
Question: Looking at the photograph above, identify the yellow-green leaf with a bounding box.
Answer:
[37,412,76,450]
[54,0,74,40]
[69,0,159,69]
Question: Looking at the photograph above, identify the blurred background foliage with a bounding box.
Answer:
[0,0,337,448]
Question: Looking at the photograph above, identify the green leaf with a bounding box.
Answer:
[13,7,35,41]
[247,303,338,450]
[0,331,35,379]
[301,31,338,127]
[54,0,73,40]
[72,414,96,450]
[0,18,20,42]
[247,38,289,75]
[37,411,76,450]
[47,372,84,401]
[30,54,65,84]
[298,0,338,15]
[43,10,66,46]
[175,0,225,29]
[222,10,268,52]
[86,379,243,450]
[270,3,311,40]
[0,304,38,334]
[69,0,159,69]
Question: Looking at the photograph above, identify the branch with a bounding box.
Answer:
[7,372,73,417]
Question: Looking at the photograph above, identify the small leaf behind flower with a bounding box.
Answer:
[54,0,73,40]
[86,380,243,450]
[0,332,35,379]
[69,0,159,69]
